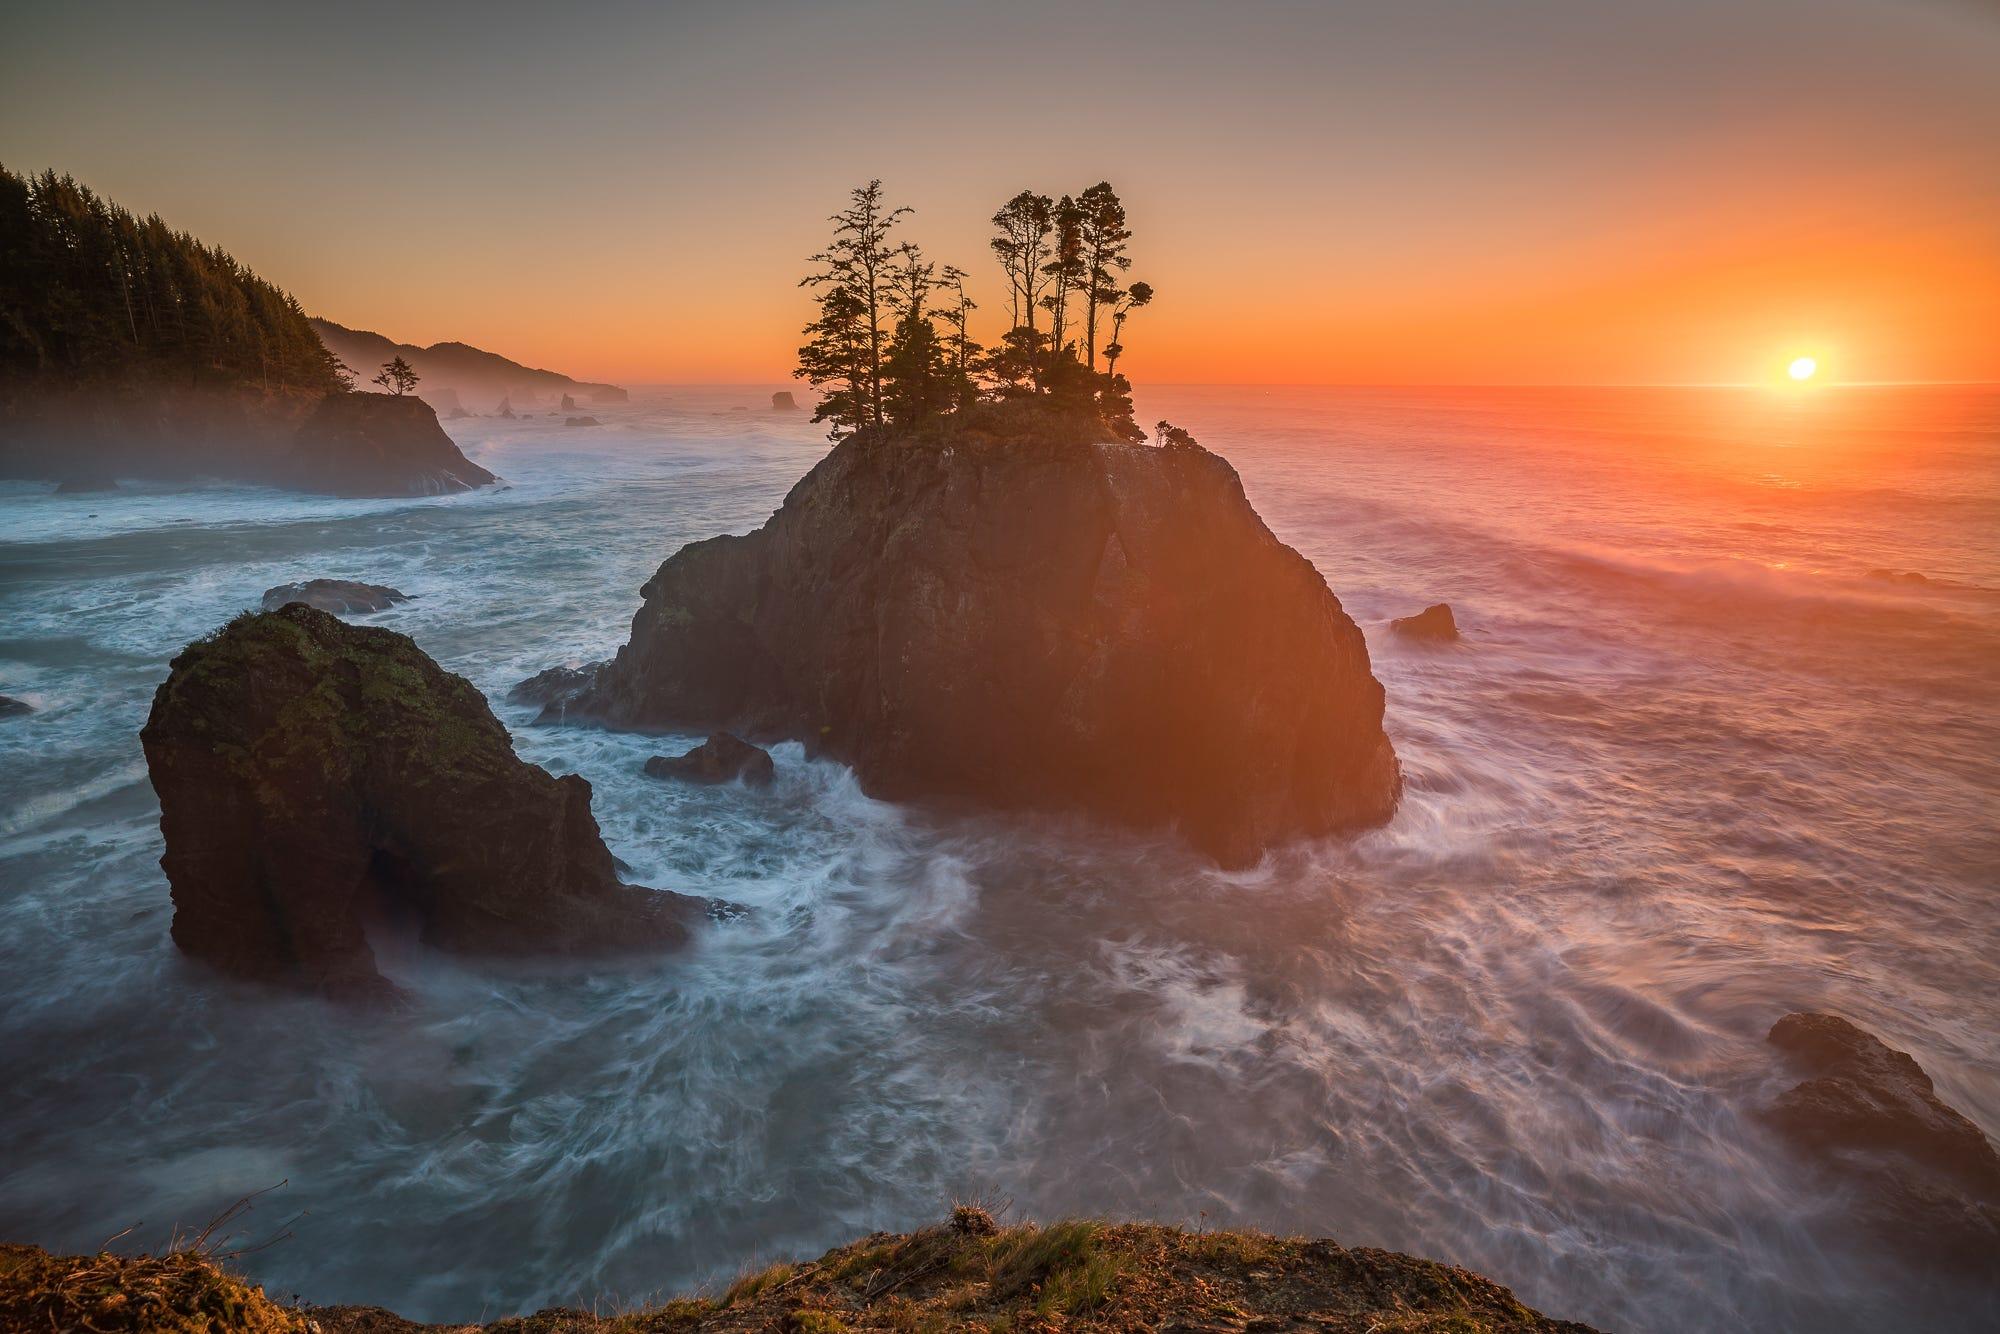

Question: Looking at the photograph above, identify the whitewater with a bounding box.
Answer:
[1,384,1995,1332]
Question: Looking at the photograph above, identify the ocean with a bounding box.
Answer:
[1,383,1995,1331]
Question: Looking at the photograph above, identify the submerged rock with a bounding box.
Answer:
[570,412,1400,867]
[0,694,31,718]
[260,578,408,614]
[772,390,798,411]
[140,605,709,1000]
[283,392,496,497]
[1391,602,1459,642]
[645,732,775,788]
[565,415,600,428]
[1764,1011,2000,1268]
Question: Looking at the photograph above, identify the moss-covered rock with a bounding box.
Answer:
[140,605,708,1000]
[4,1218,1603,1332]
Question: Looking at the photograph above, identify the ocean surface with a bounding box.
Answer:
[1,384,1996,1332]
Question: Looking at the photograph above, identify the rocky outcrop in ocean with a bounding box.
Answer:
[562,410,1400,867]
[261,579,408,614]
[1392,602,1459,641]
[646,732,775,788]
[1764,1011,2000,1270]
[140,605,710,1001]
[284,393,496,497]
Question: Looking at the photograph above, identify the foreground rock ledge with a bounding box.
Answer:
[567,412,1401,867]
[140,605,706,999]
[0,1216,1602,1332]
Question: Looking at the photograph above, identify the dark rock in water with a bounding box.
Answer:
[1867,568,1930,585]
[1391,602,1459,642]
[140,605,710,1001]
[645,732,775,788]
[445,406,472,421]
[260,578,408,615]
[283,392,496,498]
[772,390,798,411]
[1764,1012,2000,1269]
[570,414,1400,867]
[508,662,604,720]
[591,385,630,404]
[0,694,31,718]
[561,393,578,411]
[565,416,600,428]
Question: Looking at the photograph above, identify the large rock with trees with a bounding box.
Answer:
[562,405,1400,866]
[141,605,709,1001]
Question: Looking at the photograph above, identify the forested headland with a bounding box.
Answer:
[0,165,344,395]
[796,181,1156,443]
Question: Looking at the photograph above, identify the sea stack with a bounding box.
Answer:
[1763,1012,2000,1269]
[284,392,496,497]
[563,410,1400,866]
[141,605,709,1000]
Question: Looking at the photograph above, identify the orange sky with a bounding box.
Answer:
[4,0,1996,386]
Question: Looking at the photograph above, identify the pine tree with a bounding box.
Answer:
[798,182,909,433]
[1076,183,1132,373]
[372,355,419,395]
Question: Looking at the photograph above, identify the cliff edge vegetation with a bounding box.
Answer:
[1,1211,1600,1333]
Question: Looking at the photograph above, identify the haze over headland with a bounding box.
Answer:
[3,0,1996,387]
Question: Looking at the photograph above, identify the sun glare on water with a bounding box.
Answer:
[1787,356,1818,382]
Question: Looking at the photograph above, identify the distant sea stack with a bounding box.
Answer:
[140,606,711,1000]
[564,408,1400,866]
[285,392,496,497]
[772,390,799,411]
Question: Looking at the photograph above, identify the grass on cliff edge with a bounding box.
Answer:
[2,1208,1600,1333]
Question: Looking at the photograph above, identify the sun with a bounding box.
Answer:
[1787,356,1818,382]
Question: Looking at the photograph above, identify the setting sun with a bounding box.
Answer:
[1788,356,1818,382]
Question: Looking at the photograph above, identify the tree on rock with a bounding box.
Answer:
[372,355,419,396]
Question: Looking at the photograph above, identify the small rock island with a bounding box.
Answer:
[141,605,710,1000]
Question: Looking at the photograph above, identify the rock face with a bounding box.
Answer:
[646,733,776,788]
[140,605,708,1000]
[772,390,799,411]
[261,579,408,614]
[1764,1012,2000,1268]
[284,392,496,497]
[509,662,604,719]
[569,420,1400,866]
[1391,602,1459,642]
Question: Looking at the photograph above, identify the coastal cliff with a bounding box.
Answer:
[565,409,1400,866]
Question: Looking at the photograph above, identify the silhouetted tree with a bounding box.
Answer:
[989,191,1055,342]
[1101,280,1154,386]
[799,181,909,433]
[372,355,419,395]
[934,265,982,412]
[796,279,872,435]
[1039,195,1086,365]
[1076,183,1132,372]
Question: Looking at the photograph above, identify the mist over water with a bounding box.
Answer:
[2,385,1996,1332]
